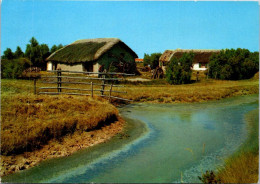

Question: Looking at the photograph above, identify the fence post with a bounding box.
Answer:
[109,83,113,102]
[57,69,62,93]
[100,74,105,96]
[91,82,93,97]
[207,66,210,79]
[34,78,37,95]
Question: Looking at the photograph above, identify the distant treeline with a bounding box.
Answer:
[208,48,259,80]
[165,48,259,84]
[1,37,64,78]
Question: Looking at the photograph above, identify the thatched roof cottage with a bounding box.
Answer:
[159,49,220,72]
[46,38,138,74]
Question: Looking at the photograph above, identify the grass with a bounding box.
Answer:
[1,94,119,156]
[217,109,259,183]
[117,78,259,103]
[1,76,258,156]
[3,71,258,104]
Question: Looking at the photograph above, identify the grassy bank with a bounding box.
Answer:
[2,77,258,104]
[118,79,259,103]
[1,94,119,155]
[1,92,124,176]
[217,109,259,183]
[1,77,258,178]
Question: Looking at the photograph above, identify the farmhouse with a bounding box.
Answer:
[46,38,138,74]
[159,49,220,72]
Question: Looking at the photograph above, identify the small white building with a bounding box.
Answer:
[159,49,220,72]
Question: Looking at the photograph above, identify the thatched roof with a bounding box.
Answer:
[46,38,138,64]
[159,49,220,63]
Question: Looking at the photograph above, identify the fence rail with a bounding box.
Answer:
[41,81,125,87]
[37,70,133,101]
[41,76,124,81]
[46,70,135,76]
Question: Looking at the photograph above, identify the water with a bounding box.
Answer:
[3,95,258,183]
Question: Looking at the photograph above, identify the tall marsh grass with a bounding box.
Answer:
[1,94,119,155]
[119,79,259,103]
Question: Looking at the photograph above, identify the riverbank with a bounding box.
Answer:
[1,95,125,176]
[117,78,259,104]
[1,78,259,179]
[216,109,259,183]
[2,78,259,105]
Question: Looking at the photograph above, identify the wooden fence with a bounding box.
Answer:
[36,70,134,101]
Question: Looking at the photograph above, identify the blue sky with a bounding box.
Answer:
[1,0,259,58]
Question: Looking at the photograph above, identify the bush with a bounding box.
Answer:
[1,58,32,79]
[198,170,221,184]
[166,52,194,84]
[209,48,259,80]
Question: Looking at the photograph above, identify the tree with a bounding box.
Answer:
[50,45,57,53]
[166,52,194,84]
[1,58,32,79]
[14,46,24,58]
[2,48,14,60]
[57,44,63,50]
[143,53,162,69]
[209,48,259,80]
[25,37,49,68]
[50,44,63,53]
[40,44,50,60]
[25,37,42,67]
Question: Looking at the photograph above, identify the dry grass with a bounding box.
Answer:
[1,75,258,155]
[217,152,258,183]
[1,94,119,155]
[118,79,259,103]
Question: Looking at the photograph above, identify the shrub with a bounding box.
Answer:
[209,48,259,80]
[1,58,32,79]
[166,52,194,84]
[198,170,221,184]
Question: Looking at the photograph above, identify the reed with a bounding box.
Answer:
[118,78,259,103]
[1,94,119,155]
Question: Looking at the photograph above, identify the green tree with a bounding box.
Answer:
[50,45,58,53]
[143,53,151,67]
[209,48,259,80]
[1,58,32,79]
[25,37,42,67]
[166,52,194,84]
[143,53,162,69]
[14,46,24,58]
[25,37,50,69]
[57,44,63,50]
[2,48,14,60]
[40,44,50,60]
[50,44,63,53]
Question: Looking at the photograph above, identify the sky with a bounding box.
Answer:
[1,0,259,58]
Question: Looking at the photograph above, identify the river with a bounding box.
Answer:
[2,95,258,183]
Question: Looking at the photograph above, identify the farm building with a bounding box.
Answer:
[46,38,138,74]
[135,58,143,63]
[159,49,220,72]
